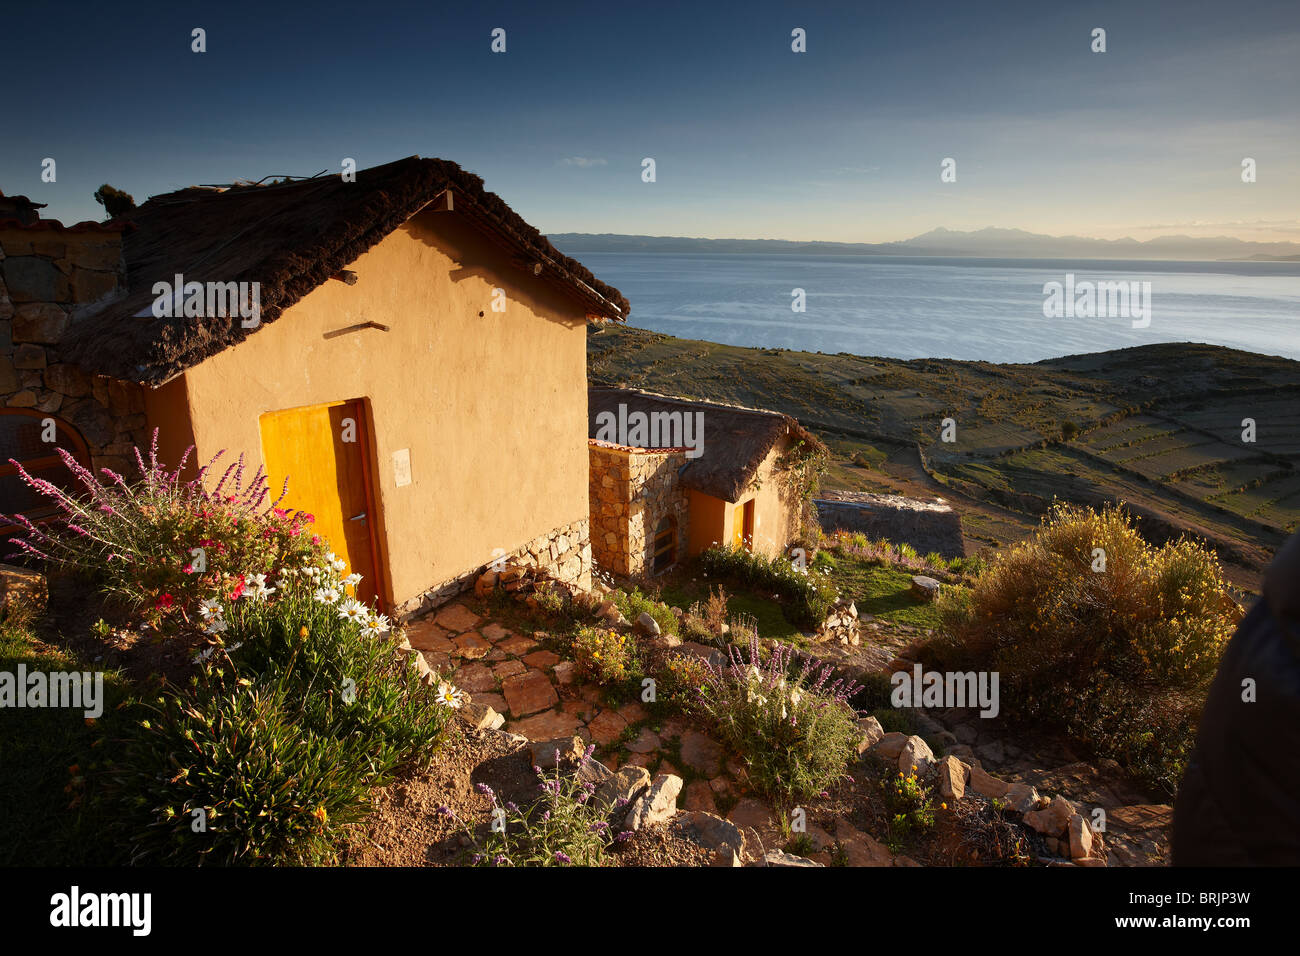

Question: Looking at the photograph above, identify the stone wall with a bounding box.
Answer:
[0,222,149,474]
[589,443,689,580]
[392,516,593,621]
[814,491,965,559]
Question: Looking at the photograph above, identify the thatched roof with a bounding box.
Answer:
[60,156,628,385]
[588,387,825,502]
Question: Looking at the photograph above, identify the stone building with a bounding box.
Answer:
[588,386,824,580]
[0,159,629,618]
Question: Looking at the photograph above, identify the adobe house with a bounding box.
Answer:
[0,159,629,618]
[587,386,825,579]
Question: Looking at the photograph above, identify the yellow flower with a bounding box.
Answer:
[312,805,328,825]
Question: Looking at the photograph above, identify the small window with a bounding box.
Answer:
[652,516,677,574]
[0,412,91,534]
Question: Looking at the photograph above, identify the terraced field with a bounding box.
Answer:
[590,325,1300,589]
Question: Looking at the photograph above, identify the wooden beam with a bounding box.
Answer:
[323,320,390,339]
[332,270,358,285]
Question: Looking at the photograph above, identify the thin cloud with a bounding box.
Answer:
[560,157,608,168]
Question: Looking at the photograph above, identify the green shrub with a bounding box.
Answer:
[698,545,835,630]
[698,638,860,807]
[933,502,1243,792]
[611,587,678,637]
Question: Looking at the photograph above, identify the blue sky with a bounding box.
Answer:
[5,0,1297,242]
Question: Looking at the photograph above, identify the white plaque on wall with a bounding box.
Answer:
[393,448,412,487]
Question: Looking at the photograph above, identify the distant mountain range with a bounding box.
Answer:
[550,226,1300,261]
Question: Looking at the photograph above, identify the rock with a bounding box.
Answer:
[586,708,628,746]
[433,603,481,632]
[682,780,717,813]
[529,735,586,770]
[625,773,683,830]
[595,765,651,812]
[856,715,884,754]
[12,303,69,344]
[899,735,936,776]
[1002,782,1041,814]
[832,819,895,866]
[1108,804,1172,831]
[936,755,968,800]
[975,740,1006,765]
[969,763,1009,799]
[679,730,725,777]
[474,570,499,597]
[676,810,746,867]
[552,660,578,685]
[0,563,47,612]
[635,611,661,637]
[576,757,614,789]
[460,701,505,731]
[625,726,661,754]
[596,601,626,625]
[766,849,823,867]
[910,575,941,601]
[873,732,909,760]
[1023,795,1077,836]
[1068,813,1094,860]
[501,669,559,717]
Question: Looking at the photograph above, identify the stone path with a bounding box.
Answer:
[405,597,749,819]
[405,595,1170,867]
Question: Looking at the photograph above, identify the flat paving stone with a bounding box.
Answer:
[404,620,453,652]
[587,709,628,746]
[501,669,559,717]
[626,726,661,754]
[616,701,649,724]
[679,730,725,777]
[498,635,538,657]
[480,623,512,643]
[454,632,491,660]
[472,691,509,714]
[434,603,481,633]
[682,780,718,813]
[522,650,561,669]
[492,660,527,679]
[508,708,585,741]
[454,663,497,694]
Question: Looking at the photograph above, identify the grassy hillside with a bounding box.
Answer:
[589,325,1300,589]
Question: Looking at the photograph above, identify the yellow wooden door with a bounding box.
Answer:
[732,502,745,549]
[259,400,381,608]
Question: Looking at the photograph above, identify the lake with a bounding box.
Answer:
[569,253,1300,363]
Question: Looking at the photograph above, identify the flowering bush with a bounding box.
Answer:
[452,745,613,866]
[698,636,861,806]
[107,552,458,865]
[3,431,321,631]
[881,767,936,851]
[933,502,1244,792]
[572,625,641,686]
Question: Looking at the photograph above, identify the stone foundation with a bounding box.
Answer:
[814,492,965,559]
[392,516,593,621]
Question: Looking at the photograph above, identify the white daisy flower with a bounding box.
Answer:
[343,572,362,588]
[435,683,464,709]
[198,598,223,621]
[337,599,368,623]
[314,587,341,605]
[361,614,391,636]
